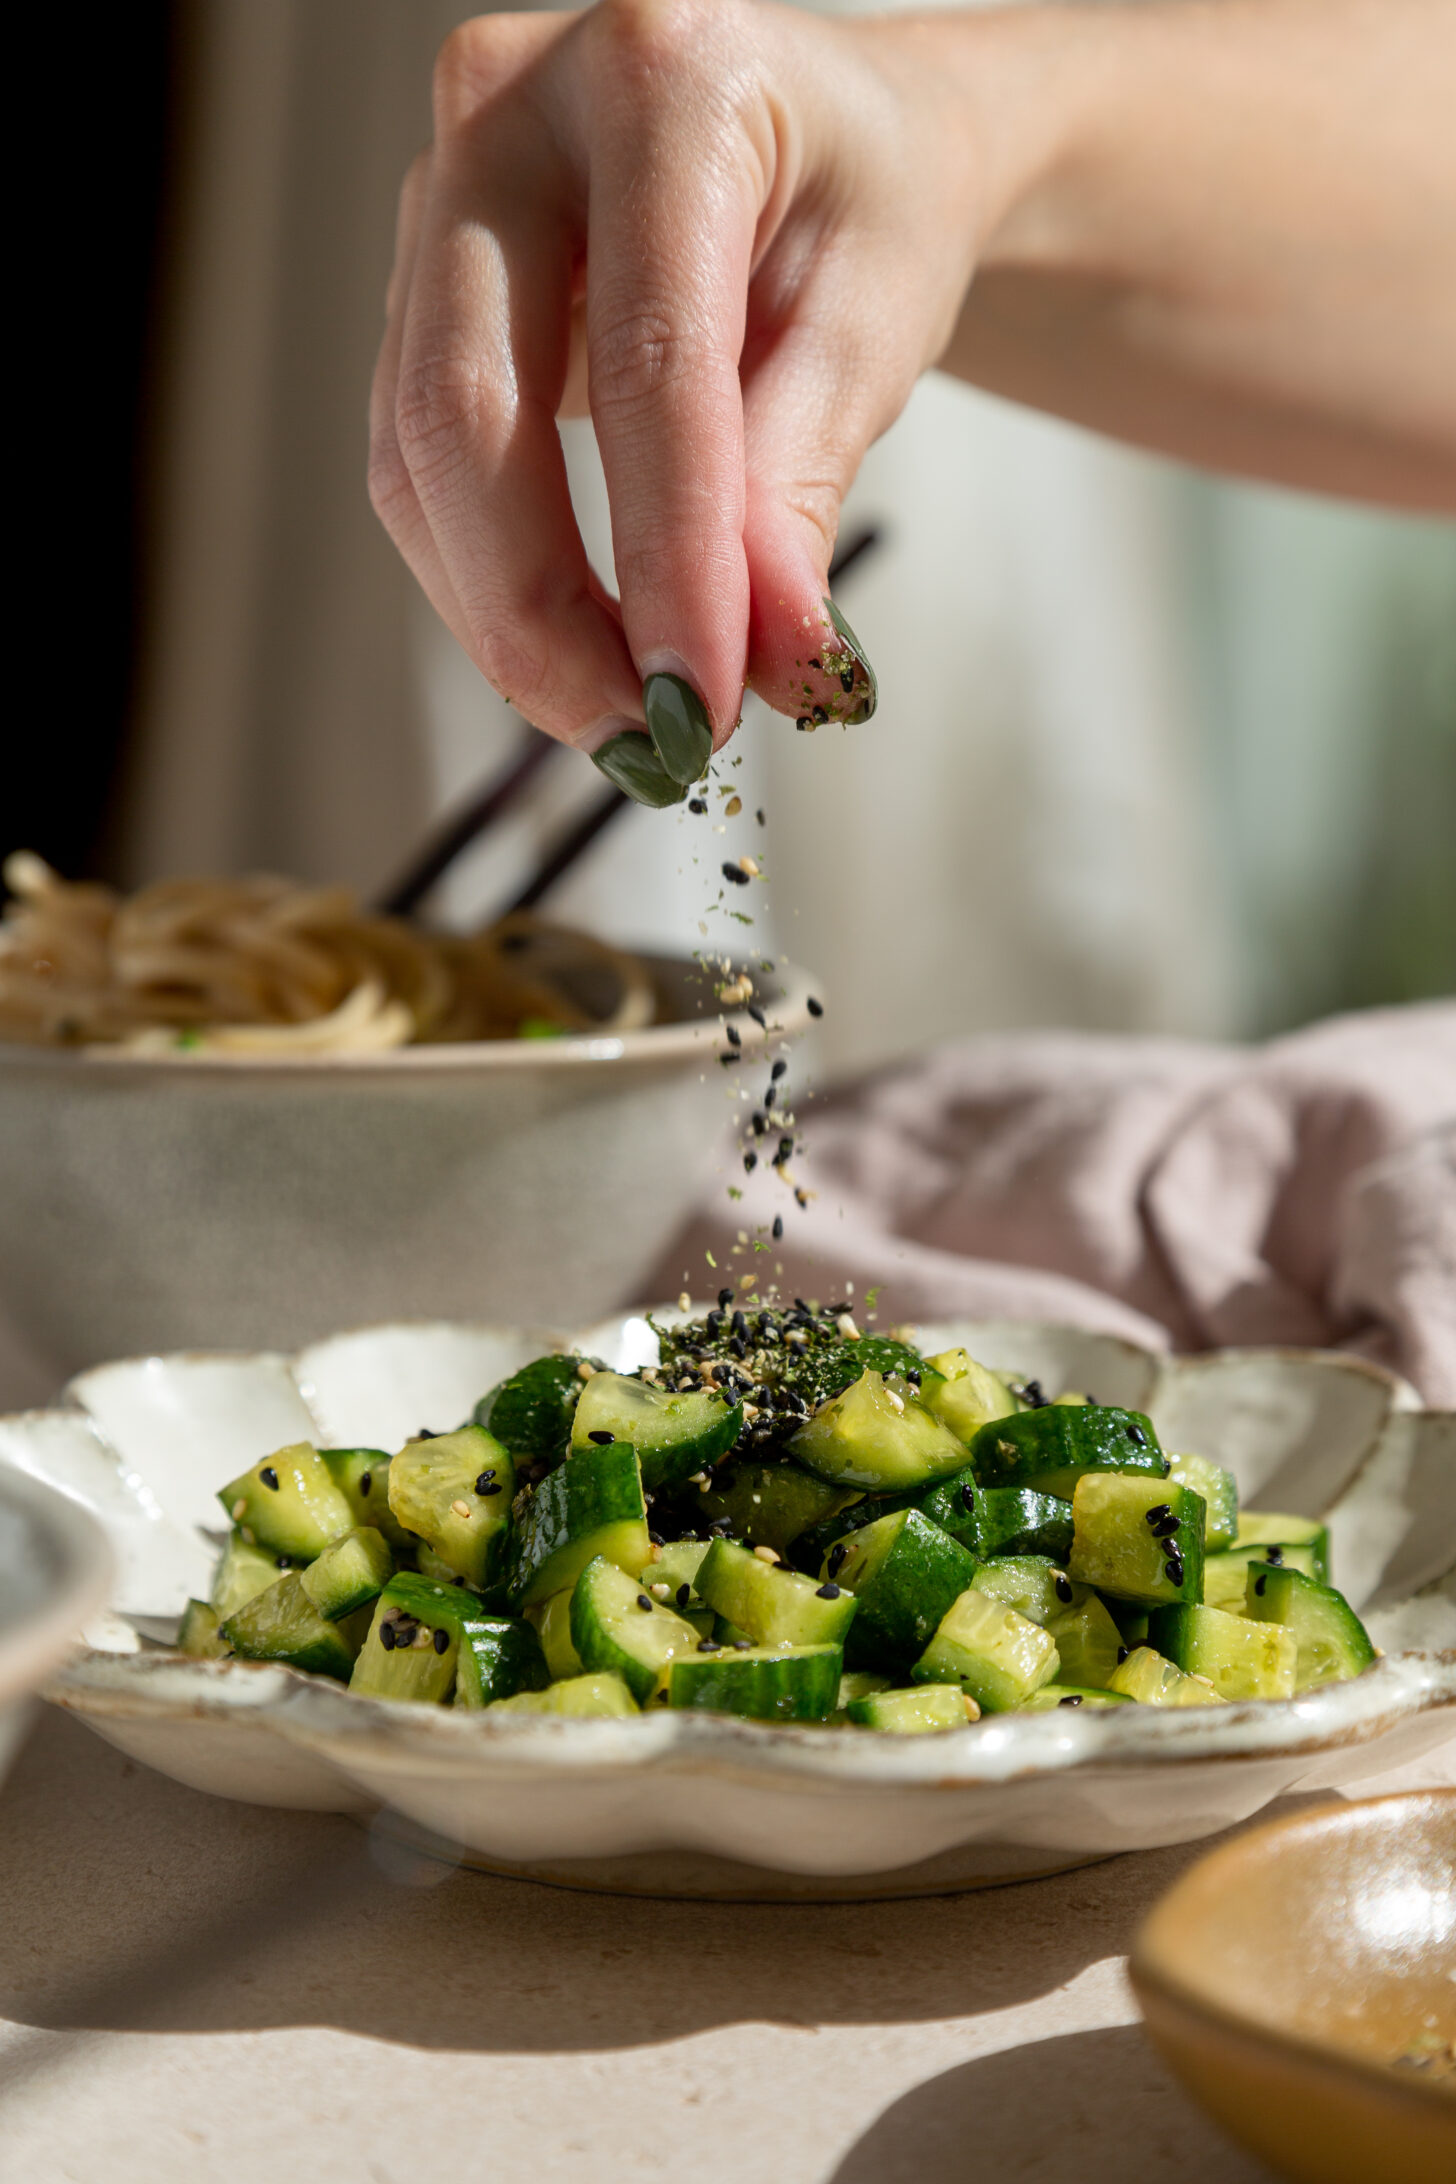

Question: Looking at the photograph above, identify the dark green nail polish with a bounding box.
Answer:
[823,598,878,724]
[590,730,688,809]
[643,673,713,784]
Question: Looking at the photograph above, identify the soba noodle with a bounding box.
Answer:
[0,853,658,1054]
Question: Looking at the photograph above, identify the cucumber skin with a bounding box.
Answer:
[1167,1452,1239,1552]
[506,1443,651,1608]
[1018,1684,1132,1711]
[969,1407,1167,1498]
[455,1614,550,1708]
[1242,1565,1375,1688]
[917,1475,1075,1565]
[665,1643,843,1721]
[837,1511,979,1672]
[300,1527,396,1621]
[474,1354,582,1461]
[490,1673,638,1719]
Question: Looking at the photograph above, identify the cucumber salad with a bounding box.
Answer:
[179,1298,1377,1731]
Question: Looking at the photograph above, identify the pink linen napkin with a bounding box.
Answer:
[650,1001,1456,1405]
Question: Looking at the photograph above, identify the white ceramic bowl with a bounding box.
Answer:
[0,1461,112,1791]
[8,1313,1454,1899]
[0,958,812,1373]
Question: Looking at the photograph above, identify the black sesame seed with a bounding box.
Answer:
[259,1465,279,1491]
[763,1085,777,1109]
[816,1582,842,1600]
[772,1215,784,1240]
[747,1003,767,1028]
[433,1626,449,1654]
[905,1367,922,1386]
[1145,1504,1174,1528]
[676,1584,691,1608]
[588,1429,615,1445]
[636,1593,654,1612]
[1127,1423,1148,1446]
[806,997,823,1018]
[840,668,855,694]
[1059,1694,1084,1708]
[688,797,707,814]
[697,1638,721,1653]
[1116,1645,1130,1665]
[720,1051,741,1067]
[755,809,765,826]
[725,1023,742,1046]
[649,1530,664,1545]
[275,1554,292,1570]
[743,1151,758,1174]
[796,716,812,733]
[721,862,750,886]
[770,1059,787,1081]
[752,1113,768,1135]
[416,1427,440,1440]
[732,1638,753,1651]
[478,1482,502,1496]
[1165,1555,1185,1585]
[359,1471,372,1496]
[827,1543,849,1578]
[732,1310,748,1335]
[474,1472,496,1493]
[1266,1546,1284,1566]
[718,1287,735,1307]
[1054,1573,1074,1603]
[380,1623,396,1651]
[960,1481,977,1511]
[1254,1572,1268,1596]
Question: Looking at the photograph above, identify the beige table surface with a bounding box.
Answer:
[3,1705,1452,2184]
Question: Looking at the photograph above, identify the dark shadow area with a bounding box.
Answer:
[827,2024,1278,2184]
[0,1708,1329,2083]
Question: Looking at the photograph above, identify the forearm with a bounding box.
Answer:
[920,0,1456,507]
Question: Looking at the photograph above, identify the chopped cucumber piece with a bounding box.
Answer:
[388,1425,515,1589]
[1045,1591,1124,1688]
[791,1491,897,1573]
[970,1555,1076,1628]
[1107,1646,1226,1706]
[969,1406,1168,1501]
[695,1462,859,1555]
[490,1672,638,1718]
[210,1529,293,1618]
[1243,1565,1375,1689]
[222,1571,365,1680]
[915,1475,1075,1565]
[217,1442,354,1561]
[525,1589,584,1679]
[1204,1540,1324,1611]
[1166,1452,1239,1551]
[177,1598,227,1658]
[663,1641,843,1721]
[570,1554,702,1703]
[300,1527,395,1621]
[1069,1473,1205,1607]
[474,1354,581,1462]
[913,1587,1061,1713]
[847,1683,971,1732]
[697,1538,859,1649]
[415,1541,470,1588]
[790,1371,968,1491]
[453,1611,549,1709]
[1234,1511,1331,1581]
[830,1508,978,1671]
[1106,1597,1151,1646]
[571,1371,742,1493]
[919,1348,1016,1444]
[1147,1603,1298,1702]
[508,1442,651,1608]
[837,1669,891,1710]
[322,1448,412,1552]
[640,1539,711,1597]
[1018,1683,1131,1711]
[349,1575,462,1702]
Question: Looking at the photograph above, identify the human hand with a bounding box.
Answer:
[368,2,996,802]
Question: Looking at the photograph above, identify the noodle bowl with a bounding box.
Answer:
[0,854,657,1055]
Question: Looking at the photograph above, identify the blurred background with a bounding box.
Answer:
[32,0,1456,1081]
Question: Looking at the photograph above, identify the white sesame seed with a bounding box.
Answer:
[836,1313,861,1339]
[650,1582,670,1599]
[738,855,760,877]
[577,1359,596,1380]
[677,1292,692,1313]
[451,1498,472,1519]
[963,1694,981,1722]
[231,1499,247,1521]
[753,1544,780,1564]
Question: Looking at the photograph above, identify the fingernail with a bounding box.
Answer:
[643,672,713,784]
[822,599,878,724]
[590,729,688,808]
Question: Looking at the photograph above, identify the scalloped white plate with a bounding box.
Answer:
[7,1315,1455,1898]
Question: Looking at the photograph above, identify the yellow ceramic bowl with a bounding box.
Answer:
[1131,1790,1456,2184]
